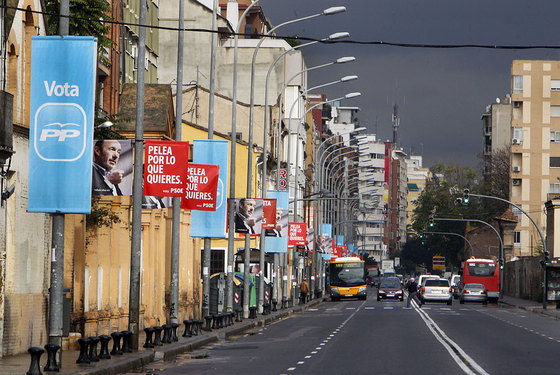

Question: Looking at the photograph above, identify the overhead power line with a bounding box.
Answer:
[5,4,560,50]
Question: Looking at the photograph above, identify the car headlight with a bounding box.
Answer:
[330,288,340,295]
[359,287,367,293]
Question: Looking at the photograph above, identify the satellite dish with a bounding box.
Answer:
[496,98,501,104]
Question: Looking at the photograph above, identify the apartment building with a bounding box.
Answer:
[510,60,560,256]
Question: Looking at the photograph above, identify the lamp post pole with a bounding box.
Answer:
[257,35,350,314]
[226,0,260,319]
[244,7,346,318]
[433,217,504,299]
[468,192,548,308]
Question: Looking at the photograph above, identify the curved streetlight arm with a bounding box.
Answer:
[433,217,503,299]
[421,231,474,257]
[468,192,548,308]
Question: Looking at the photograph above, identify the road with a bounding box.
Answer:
[126,288,560,375]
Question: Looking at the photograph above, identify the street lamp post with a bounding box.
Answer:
[226,0,260,320]
[245,8,347,318]
[467,192,548,308]
[433,217,504,299]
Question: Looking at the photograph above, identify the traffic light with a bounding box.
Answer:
[499,260,504,270]
[429,216,434,227]
[463,189,470,205]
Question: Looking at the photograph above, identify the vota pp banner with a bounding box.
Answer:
[190,140,229,238]
[28,36,97,213]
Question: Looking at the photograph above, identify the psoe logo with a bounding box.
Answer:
[33,103,87,162]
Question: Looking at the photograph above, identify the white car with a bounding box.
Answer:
[421,278,452,305]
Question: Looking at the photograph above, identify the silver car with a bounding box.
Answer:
[459,283,488,305]
[421,279,452,305]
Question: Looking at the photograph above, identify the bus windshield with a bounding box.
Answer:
[330,262,366,287]
[467,262,496,277]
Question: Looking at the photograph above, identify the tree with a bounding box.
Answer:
[478,145,510,214]
[45,0,114,65]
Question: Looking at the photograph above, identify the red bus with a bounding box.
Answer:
[462,257,500,301]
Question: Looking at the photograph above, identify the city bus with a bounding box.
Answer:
[329,257,367,301]
[462,257,500,301]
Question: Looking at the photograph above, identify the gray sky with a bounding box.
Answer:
[260,0,560,169]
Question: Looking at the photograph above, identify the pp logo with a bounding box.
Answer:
[33,103,87,162]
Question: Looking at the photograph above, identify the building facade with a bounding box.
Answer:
[509,60,560,256]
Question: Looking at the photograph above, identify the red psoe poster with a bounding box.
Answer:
[181,163,219,211]
[144,140,189,197]
[262,199,277,230]
[288,222,307,246]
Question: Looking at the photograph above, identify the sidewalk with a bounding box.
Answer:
[499,295,560,320]
[0,298,323,375]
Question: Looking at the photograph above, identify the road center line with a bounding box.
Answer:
[416,307,490,375]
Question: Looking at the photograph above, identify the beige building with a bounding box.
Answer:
[406,155,430,231]
[510,60,560,257]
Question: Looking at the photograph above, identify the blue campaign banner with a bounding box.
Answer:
[348,244,357,253]
[321,224,332,237]
[190,140,229,238]
[28,36,97,213]
[336,235,344,246]
[267,190,289,210]
[264,236,288,253]
[320,223,333,260]
[264,190,289,252]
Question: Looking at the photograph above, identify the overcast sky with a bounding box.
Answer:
[260,0,560,169]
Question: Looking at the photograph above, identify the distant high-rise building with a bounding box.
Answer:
[481,96,512,177]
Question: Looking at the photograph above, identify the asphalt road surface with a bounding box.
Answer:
[125,288,560,375]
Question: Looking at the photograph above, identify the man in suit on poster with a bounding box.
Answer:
[92,140,124,196]
[235,198,257,234]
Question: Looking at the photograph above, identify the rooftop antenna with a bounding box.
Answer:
[392,103,399,149]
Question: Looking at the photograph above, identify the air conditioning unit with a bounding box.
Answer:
[512,179,521,186]
[512,138,521,145]
[512,166,521,172]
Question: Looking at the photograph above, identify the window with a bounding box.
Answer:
[514,231,521,248]
[513,75,523,93]
[512,127,523,141]
[551,157,560,168]
[551,131,560,142]
[551,106,560,118]
[512,207,522,221]
[552,80,560,91]
[551,183,560,194]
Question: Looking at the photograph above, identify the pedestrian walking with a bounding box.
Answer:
[299,279,310,304]
[406,277,422,308]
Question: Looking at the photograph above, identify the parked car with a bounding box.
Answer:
[459,283,488,305]
[421,278,452,305]
[450,274,462,299]
[377,279,404,301]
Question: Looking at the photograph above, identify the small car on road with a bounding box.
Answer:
[459,283,488,305]
[377,278,404,301]
[421,278,452,305]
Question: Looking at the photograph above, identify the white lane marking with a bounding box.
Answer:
[297,361,304,364]
[384,306,394,310]
[305,356,312,359]
[365,307,375,309]
[346,307,356,310]
[415,308,489,375]
[311,351,318,354]
[287,368,296,371]
[309,308,319,311]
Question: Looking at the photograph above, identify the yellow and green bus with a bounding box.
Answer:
[329,256,367,301]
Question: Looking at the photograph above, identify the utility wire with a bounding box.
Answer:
[5,4,560,50]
